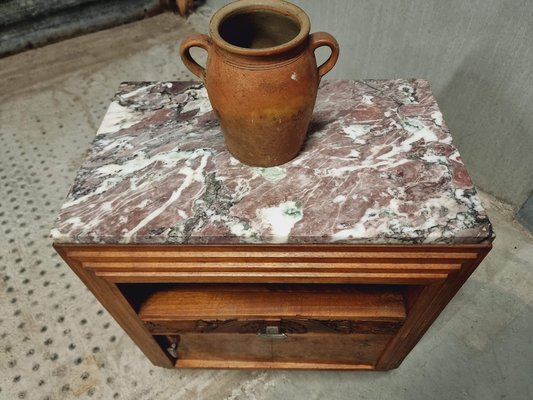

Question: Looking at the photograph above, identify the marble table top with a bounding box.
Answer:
[51,80,494,245]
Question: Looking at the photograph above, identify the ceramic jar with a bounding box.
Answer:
[180,0,339,167]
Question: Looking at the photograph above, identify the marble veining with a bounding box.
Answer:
[51,80,494,244]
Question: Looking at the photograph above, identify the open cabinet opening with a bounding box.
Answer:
[116,283,419,368]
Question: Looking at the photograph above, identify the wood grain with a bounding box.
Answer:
[375,246,491,369]
[171,332,394,368]
[54,243,491,370]
[174,359,375,370]
[138,284,407,321]
[59,244,482,284]
[54,244,174,368]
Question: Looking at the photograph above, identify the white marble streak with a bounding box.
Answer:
[96,101,144,136]
[121,151,210,243]
[257,201,304,243]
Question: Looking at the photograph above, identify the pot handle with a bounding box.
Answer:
[309,32,340,79]
[180,34,211,81]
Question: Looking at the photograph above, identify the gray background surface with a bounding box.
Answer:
[209,0,533,210]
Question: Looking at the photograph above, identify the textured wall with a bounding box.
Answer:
[207,0,533,209]
[0,0,163,56]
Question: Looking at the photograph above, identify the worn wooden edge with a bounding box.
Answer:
[58,243,489,260]
[83,261,462,271]
[93,271,451,284]
[174,359,376,370]
[65,251,481,261]
[86,263,461,283]
[143,314,405,322]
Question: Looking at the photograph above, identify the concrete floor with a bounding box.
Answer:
[1,9,532,400]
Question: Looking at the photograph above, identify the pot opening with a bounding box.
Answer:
[218,10,301,50]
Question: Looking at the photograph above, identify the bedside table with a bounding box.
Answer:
[52,80,494,370]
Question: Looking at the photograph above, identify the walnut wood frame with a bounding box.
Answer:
[54,243,491,370]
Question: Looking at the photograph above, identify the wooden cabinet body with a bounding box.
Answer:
[55,244,490,370]
[51,80,493,369]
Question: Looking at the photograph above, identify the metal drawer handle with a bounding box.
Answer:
[257,326,288,341]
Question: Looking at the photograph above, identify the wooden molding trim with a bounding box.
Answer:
[56,244,489,284]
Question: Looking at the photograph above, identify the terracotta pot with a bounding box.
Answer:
[180,0,339,167]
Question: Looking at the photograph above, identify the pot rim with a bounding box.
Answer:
[209,0,311,56]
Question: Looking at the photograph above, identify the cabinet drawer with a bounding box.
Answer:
[136,284,406,368]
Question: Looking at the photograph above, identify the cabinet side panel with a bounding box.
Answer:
[54,244,174,368]
[376,246,491,370]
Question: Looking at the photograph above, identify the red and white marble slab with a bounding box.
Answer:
[51,80,494,245]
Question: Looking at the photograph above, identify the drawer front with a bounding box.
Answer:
[164,331,396,368]
[146,318,404,335]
